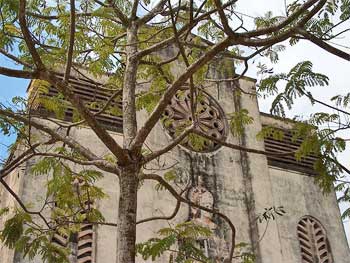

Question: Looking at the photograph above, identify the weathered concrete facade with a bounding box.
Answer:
[0,59,349,263]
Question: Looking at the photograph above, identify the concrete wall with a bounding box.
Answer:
[0,57,349,263]
[258,115,350,262]
[267,167,350,262]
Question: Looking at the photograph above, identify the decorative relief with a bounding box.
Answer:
[188,176,229,261]
[297,216,333,263]
[163,89,227,152]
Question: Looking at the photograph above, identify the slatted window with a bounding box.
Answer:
[52,222,94,263]
[263,127,318,174]
[297,216,333,263]
[52,178,94,263]
[77,223,94,263]
[30,73,123,132]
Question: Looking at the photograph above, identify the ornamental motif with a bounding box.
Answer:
[187,176,230,262]
[162,89,227,152]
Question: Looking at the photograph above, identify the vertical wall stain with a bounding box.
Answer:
[233,82,262,262]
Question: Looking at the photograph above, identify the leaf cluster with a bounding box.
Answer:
[258,61,329,117]
[137,221,212,263]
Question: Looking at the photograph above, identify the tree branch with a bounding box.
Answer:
[239,0,322,38]
[131,38,232,152]
[192,129,297,157]
[0,67,39,79]
[18,0,45,69]
[106,0,129,26]
[64,0,76,81]
[142,125,194,164]
[0,109,120,174]
[141,173,236,262]
[297,28,350,61]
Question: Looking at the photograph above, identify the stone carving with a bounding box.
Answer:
[163,89,227,152]
[297,216,333,263]
[188,176,229,261]
[188,176,216,231]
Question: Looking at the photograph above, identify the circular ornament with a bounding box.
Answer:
[162,89,228,152]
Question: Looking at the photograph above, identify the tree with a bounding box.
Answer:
[0,0,349,262]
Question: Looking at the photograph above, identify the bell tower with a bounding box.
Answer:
[0,55,349,263]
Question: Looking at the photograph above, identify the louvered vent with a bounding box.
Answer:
[52,216,94,263]
[52,222,94,263]
[263,127,318,174]
[30,73,123,132]
[297,216,333,263]
[52,178,94,263]
[77,223,94,263]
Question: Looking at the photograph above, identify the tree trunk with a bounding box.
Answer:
[123,22,138,147]
[117,169,138,263]
[118,19,139,263]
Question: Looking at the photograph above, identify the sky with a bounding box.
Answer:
[0,56,28,162]
[0,0,349,244]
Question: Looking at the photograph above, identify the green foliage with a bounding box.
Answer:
[136,55,174,113]
[331,92,350,108]
[155,169,177,191]
[30,156,106,223]
[261,45,286,64]
[0,103,25,138]
[0,208,69,263]
[0,210,31,249]
[255,11,283,33]
[164,170,177,182]
[137,221,212,262]
[34,81,69,120]
[336,182,350,219]
[228,109,254,136]
[187,133,209,152]
[0,0,349,261]
[198,20,225,42]
[1,155,108,261]
[240,252,256,263]
[258,61,329,117]
[279,118,347,193]
[257,126,285,141]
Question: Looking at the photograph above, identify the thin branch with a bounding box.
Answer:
[141,173,236,262]
[64,0,76,82]
[303,91,350,116]
[131,0,140,21]
[136,199,181,224]
[0,109,120,175]
[0,177,50,228]
[131,38,232,152]
[142,125,194,164]
[192,129,297,157]
[0,66,39,79]
[297,28,350,61]
[213,0,236,37]
[18,0,45,69]
[0,49,33,68]
[26,11,92,20]
[137,0,167,25]
[106,0,129,26]
[239,0,322,38]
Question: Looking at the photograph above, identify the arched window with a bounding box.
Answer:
[297,216,333,263]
